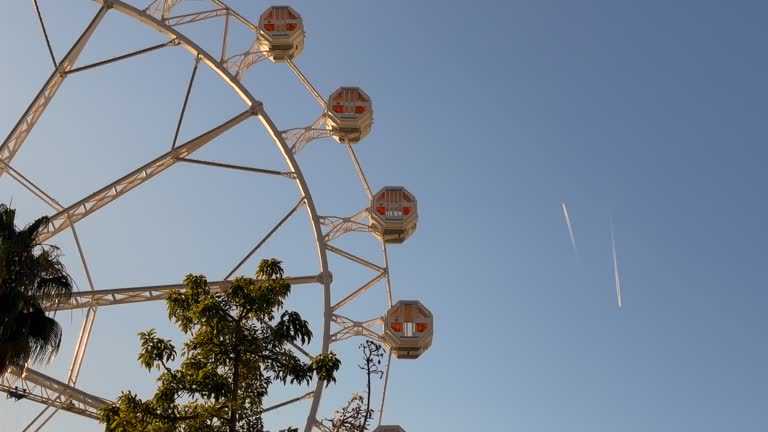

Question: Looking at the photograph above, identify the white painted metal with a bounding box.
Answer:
[332,272,388,313]
[282,115,330,155]
[320,215,370,242]
[345,142,373,200]
[0,368,108,420]
[0,161,63,211]
[47,276,321,312]
[260,391,314,414]
[36,110,253,242]
[330,314,383,344]
[286,59,326,108]
[377,352,393,427]
[325,244,385,273]
[224,197,307,280]
[0,5,108,178]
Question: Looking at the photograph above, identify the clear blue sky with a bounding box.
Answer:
[2,1,768,431]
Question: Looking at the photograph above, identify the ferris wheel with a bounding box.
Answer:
[0,1,433,431]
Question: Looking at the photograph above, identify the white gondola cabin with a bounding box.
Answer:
[325,87,373,143]
[369,187,417,244]
[258,6,305,61]
[373,427,406,432]
[383,301,433,360]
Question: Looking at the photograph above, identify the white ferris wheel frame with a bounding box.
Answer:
[0,1,403,431]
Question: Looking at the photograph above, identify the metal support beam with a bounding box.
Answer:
[325,244,385,273]
[36,109,253,242]
[331,272,387,313]
[286,59,326,109]
[0,5,109,177]
[345,142,373,200]
[48,275,322,312]
[178,157,293,178]
[225,197,306,280]
[65,40,176,75]
[282,116,329,155]
[32,0,57,68]
[0,368,109,420]
[260,391,313,414]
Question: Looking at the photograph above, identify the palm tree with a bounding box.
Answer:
[0,204,74,375]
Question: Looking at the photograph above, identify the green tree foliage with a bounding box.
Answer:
[0,204,73,374]
[99,259,341,432]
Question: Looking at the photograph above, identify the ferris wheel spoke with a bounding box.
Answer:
[65,39,178,76]
[285,59,326,110]
[225,196,307,280]
[172,54,202,150]
[64,220,99,378]
[331,272,387,313]
[0,161,63,211]
[28,308,99,430]
[48,275,322,312]
[178,157,294,178]
[325,244,384,273]
[24,403,57,432]
[0,367,108,420]
[0,5,108,178]
[380,241,394,307]
[377,351,393,427]
[260,391,314,414]
[36,109,254,242]
[344,142,373,200]
[32,0,57,68]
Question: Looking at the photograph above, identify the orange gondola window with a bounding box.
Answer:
[332,104,345,114]
[415,323,428,333]
[390,322,403,332]
[264,23,275,31]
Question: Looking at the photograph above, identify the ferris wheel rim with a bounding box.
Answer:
[0,1,336,430]
[1,1,413,430]
[93,2,333,430]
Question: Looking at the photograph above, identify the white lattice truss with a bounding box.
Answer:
[0,1,402,431]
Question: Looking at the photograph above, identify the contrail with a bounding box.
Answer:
[562,202,577,254]
[610,220,622,308]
